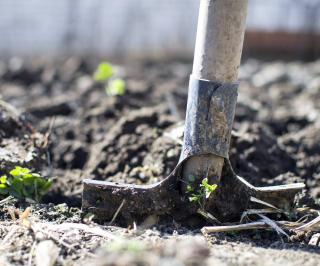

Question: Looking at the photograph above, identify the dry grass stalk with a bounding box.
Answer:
[250,196,280,210]
[294,215,320,232]
[0,196,14,206]
[197,209,221,225]
[201,220,303,234]
[257,214,289,238]
[109,199,126,225]
[240,208,281,223]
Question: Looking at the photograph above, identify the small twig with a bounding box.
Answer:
[42,117,56,149]
[296,207,319,215]
[250,196,280,210]
[202,221,269,234]
[201,221,303,235]
[240,208,281,223]
[197,209,221,225]
[27,241,37,266]
[0,196,14,206]
[296,214,313,223]
[257,214,289,239]
[109,199,126,226]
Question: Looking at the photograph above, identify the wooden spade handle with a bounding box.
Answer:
[192,0,248,82]
[183,0,248,184]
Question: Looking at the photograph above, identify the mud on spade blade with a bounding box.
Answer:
[82,78,305,224]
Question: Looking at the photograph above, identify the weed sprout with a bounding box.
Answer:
[0,166,52,202]
[93,62,126,96]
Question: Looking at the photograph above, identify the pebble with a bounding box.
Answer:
[308,233,320,246]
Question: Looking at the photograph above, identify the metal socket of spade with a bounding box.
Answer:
[82,78,305,223]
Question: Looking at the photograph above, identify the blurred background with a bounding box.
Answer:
[0,0,320,60]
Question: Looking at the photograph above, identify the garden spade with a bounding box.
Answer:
[82,0,305,223]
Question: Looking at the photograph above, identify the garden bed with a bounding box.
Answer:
[0,57,320,265]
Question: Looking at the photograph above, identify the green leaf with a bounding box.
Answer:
[200,178,217,199]
[22,178,35,186]
[33,177,52,201]
[0,183,8,195]
[8,171,24,199]
[9,178,23,198]
[11,177,23,190]
[24,184,35,194]
[9,166,30,177]
[41,179,52,193]
[106,79,126,96]
[209,184,217,192]
[201,178,209,187]
[201,178,217,192]
[22,186,33,198]
[9,188,22,198]
[186,185,194,193]
[0,175,7,184]
[189,194,200,203]
[94,62,114,82]
[5,166,52,201]
[22,173,35,179]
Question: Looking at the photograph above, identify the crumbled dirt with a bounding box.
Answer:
[0,100,46,174]
[1,57,320,265]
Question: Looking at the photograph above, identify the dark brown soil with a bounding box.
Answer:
[1,57,320,265]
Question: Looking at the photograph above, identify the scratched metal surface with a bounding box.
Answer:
[181,77,238,160]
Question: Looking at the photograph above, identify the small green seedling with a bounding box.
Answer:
[187,177,217,208]
[0,166,52,202]
[201,178,218,199]
[93,62,126,96]
[0,175,8,195]
[94,62,114,82]
[106,78,126,96]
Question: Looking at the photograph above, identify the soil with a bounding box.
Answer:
[0,57,320,265]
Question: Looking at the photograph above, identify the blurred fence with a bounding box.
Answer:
[0,0,320,59]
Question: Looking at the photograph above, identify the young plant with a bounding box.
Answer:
[106,78,126,96]
[0,166,52,202]
[94,62,114,81]
[93,62,126,96]
[187,177,217,209]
